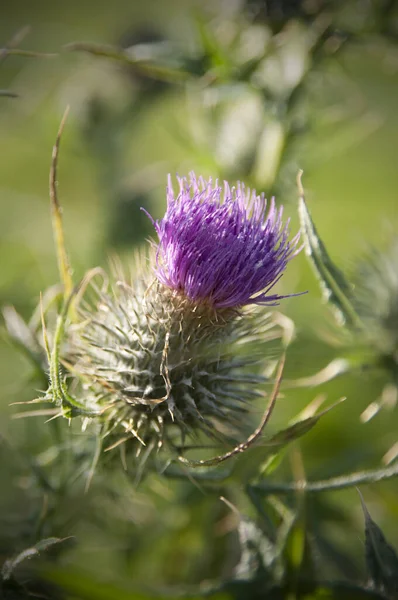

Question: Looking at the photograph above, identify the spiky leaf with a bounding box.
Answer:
[233,398,344,483]
[298,190,360,328]
[360,493,398,596]
[265,399,344,449]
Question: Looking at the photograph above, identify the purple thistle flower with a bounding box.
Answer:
[148,173,301,309]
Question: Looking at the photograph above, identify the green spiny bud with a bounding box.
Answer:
[352,239,398,376]
[65,255,281,463]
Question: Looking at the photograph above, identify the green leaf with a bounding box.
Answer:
[234,400,343,488]
[258,451,284,477]
[235,516,275,580]
[360,492,398,597]
[245,399,344,481]
[262,398,345,451]
[49,107,74,301]
[298,180,361,329]
[221,496,294,587]
[2,305,47,378]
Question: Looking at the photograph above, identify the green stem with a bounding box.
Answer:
[252,461,398,495]
[49,290,95,415]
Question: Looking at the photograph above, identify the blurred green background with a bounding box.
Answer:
[1,0,398,598]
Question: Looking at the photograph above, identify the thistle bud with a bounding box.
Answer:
[352,239,398,378]
[51,173,301,467]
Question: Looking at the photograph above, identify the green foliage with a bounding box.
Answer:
[2,1,398,599]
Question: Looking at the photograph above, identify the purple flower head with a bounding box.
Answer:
[148,173,301,309]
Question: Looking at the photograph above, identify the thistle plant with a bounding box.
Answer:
[4,3,398,598]
[44,158,301,473]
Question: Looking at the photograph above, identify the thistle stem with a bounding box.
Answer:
[252,460,398,495]
[49,106,73,299]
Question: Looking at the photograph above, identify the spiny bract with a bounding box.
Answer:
[69,260,280,463]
